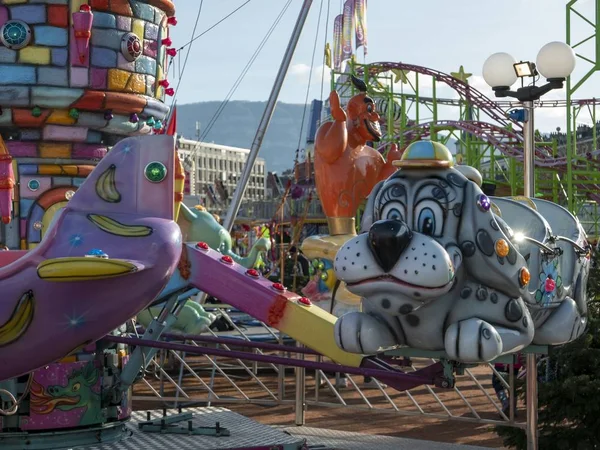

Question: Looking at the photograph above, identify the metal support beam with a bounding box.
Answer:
[523,101,535,198]
[294,342,306,426]
[522,99,538,450]
[223,0,314,231]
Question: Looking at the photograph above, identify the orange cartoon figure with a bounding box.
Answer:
[314,75,402,236]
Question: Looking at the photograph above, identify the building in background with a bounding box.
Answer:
[177,138,266,215]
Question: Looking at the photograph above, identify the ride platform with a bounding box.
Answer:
[79,407,309,450]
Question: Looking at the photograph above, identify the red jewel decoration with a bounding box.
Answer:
[545,277,556,293]
[166,48,177,57]
[221,255,234,264]
[167,16,178,26]
[196,242,209,250]
[162,37,172,47]
[298,297,312,306]
[165,87,175,96]
[125,34,143,60]
[158,79,170,88]
[272,282,286,291]
[80,4,91,12]
[246,269,260,278]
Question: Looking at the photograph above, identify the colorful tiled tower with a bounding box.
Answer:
[0,0,176,249]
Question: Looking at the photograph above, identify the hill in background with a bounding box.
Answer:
[176,100,457,173]
[176,101,309,173]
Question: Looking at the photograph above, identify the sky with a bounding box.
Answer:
[167,0,600,132]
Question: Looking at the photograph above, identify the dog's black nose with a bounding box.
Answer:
[368,219,413,272]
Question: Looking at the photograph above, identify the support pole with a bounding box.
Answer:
[523,100,535,197]
[223,0,314,231]
[522,99,538,450]
[526,353,538,450]
[295,342,306,426]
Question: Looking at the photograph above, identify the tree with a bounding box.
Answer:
[496,251,600,449]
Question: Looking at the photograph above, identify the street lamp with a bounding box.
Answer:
[482,41,575,450]
[482,42,576,198]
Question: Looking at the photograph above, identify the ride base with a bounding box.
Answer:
[101,407,305,450]
[0,406,308,450]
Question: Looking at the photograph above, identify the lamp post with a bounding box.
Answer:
[482,42,576,197]
[482,41,576,450]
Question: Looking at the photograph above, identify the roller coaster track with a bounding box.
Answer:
[371,92,600,110]
[393,120,600,168]
[357,63,598,158]
[353,62,600,202]
[357,62,521,129]
[376,120,600,202]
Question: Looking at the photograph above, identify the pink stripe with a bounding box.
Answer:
[72,144,108,159]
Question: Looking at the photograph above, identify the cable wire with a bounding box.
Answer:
[185,0,293,162]
[199,0,293,144]
[167,0,204,114]
[295,0,325,153]
[177,0,253,52]
[320,0,331,101]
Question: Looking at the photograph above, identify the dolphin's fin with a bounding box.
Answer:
[37,257,146,282]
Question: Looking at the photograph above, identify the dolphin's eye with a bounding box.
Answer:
[381,201,406,222]
[367,103,373,113]
[145,161,168,183]
[414,200,444,237]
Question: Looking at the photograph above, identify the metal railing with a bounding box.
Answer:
[133,308,526,434]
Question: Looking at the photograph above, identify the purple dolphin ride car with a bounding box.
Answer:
[0,135,182,381]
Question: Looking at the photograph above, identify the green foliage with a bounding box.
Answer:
[496,251,600,449]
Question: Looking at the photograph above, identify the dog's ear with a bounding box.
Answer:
[360,180,385,232]
[458,181,529,298]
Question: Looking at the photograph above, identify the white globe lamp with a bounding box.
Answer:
[536,41,576,81]
[482,52,518,90]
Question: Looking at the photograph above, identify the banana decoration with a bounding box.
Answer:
[37,257,139,281]
[95,164,121,203]
[88,214,153,237]
[0,291,35,347]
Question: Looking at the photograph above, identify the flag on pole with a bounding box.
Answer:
[166,105,177,136]
[354,0,367,56]
[333,14,343,70]
[341,0,354,62]
[168,105,184,221]
[0,135,14,225]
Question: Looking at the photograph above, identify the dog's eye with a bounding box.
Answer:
[414,200,444,236]
[419,211,436,235]
[381,201,406,222]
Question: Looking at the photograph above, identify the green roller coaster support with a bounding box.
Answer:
[566,0,600,213]
[326,53,600,235]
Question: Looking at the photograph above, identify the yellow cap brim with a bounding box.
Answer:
[392,159,453,169]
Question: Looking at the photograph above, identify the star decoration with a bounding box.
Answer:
[451,65,472,83]
[64,312,86,329]
[391,68,410,84]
